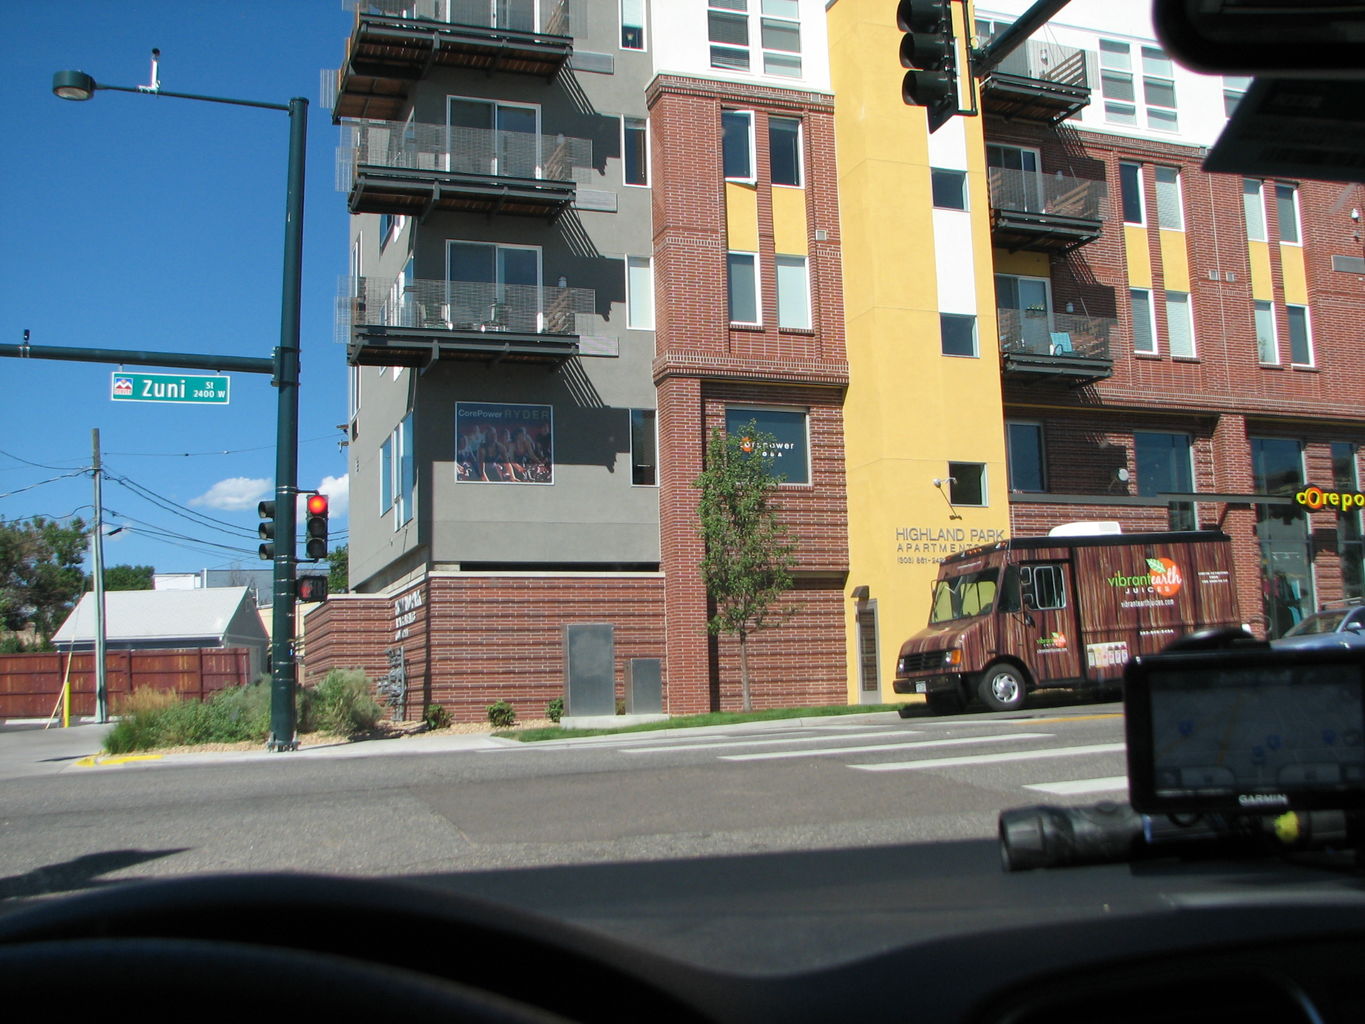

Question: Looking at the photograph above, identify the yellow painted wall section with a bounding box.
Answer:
[725,181,759,252]
[772,187,809,256]
[1248,240,1273,300]
[1280,243,1307,304]
[1124,226,1152,288]
[830,0,1007,706]
[992,250,1049,279]
[1159,229,1189,292]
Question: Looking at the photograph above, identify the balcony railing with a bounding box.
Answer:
[987,167,1107,254]
[344,0,573,36]
[338,118,590,218]
[982,40,1091,124]
[997,309,1114,383]
[342,274,594,366]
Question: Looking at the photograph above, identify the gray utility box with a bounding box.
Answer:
[563,623,614,717]
[625,658,662,714]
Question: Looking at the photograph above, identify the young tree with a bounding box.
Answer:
[100,564,156,591]
[694,421,798,712]
[328,544,349,594]
[0,517,89,642]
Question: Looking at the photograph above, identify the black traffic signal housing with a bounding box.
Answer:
[304,492,329,561]
[296,574,329,603]
[898,0,959,133]
[257,500,276,561]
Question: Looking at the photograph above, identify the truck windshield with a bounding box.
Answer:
[929,569,999,624]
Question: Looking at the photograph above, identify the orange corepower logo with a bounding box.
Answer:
[1296,485,1365,511]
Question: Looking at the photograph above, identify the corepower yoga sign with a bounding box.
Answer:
[1295,485,1365,512]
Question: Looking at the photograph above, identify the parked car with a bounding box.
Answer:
[1271,603,1365,652]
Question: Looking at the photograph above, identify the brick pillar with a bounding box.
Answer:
[1211,413,1265,635]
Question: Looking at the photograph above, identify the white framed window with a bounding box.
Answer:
[986,144,1043,213]
[775,254,811,330]
[620,0,645,50]
[1243,179,1266,241]
[626,255,654,330]
[940,313,977,357]
[1099,39,1137,126]
[1254,300,1279,364]
[1119,161,1144,225]
[1223,75,1251,118]
[1131,288,1157,354]
[769,116,802,187]
[948,462,987,507]
[1166,290,1196,358]
[379,435,393,513]
[622,116,648,186]
[722,109,755,181]
[446,239,543,332]
[727,251,760,325]
[1006,421,1046,492]
[447,95,541,178]
[1276,183,1301,244]
[996,273,1053,355]
[630,408,657,486]
[1287,304,1313,366]
[708,0,751,71]
[931,168,968,210]
[394,413,415,527]
[708,0,802,78]
[1141,46,1179,131]
[759,0,802,78]
[349,364,361,421]
[1099,39,1178,130]
[379,212,405,250]
[1154,166,1183,230]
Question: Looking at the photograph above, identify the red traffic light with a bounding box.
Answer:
[306,493,329,516]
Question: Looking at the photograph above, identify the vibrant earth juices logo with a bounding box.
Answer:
[1107,558,1184,597]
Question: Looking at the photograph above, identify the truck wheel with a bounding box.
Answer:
[926,690,966,716]
[978,663,1027,712]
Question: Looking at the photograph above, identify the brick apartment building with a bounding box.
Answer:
[306,0,1363,721]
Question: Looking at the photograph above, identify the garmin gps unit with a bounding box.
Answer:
[1124,647,1365,815]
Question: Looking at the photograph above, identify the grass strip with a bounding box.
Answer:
[495,703,902,742]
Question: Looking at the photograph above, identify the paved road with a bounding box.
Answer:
[0,704,1151,970]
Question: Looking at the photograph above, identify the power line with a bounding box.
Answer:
[106,509,261,558]
[105,433,339,457]
[0,448,89,472]
[0,469,90,502]
[104,470,260,540]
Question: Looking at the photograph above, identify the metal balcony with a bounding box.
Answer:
[333,0,574,123]
[338,119,589,220]
[997,309,1114,384]
[982,41,1091,124]
[988,167,1107,254]
[343,275,593,367]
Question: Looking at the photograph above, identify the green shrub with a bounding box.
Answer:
[546,696,564,723]
[309,668,383,736]
[486,700,516,728]
[424,703,451,730]
[202,679,273,743]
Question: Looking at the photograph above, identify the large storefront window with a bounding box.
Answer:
[1334,442,1364,600]
[1134,431,1195,531]
[1252,436,1313,637]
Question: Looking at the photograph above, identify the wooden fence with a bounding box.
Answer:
[0,648,256,720]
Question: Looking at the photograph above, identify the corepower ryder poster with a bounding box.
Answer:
[456,402,553,484]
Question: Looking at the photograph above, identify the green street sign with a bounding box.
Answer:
[111,372,230,405]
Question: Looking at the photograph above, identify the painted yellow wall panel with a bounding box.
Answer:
[992,250,1049,279]
[1248,240,1273,300]
[772,187,808,255]
[725,181,759,252]
[1159,229,1189,292]
[1124,226,1152,288]
[1280,243,1307,304]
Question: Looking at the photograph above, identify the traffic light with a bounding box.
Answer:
[257,499,276,561]
[897,0,959,132]
[296,574,329,603]
[304,492,329,561]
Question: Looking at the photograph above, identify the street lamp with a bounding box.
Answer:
[53,58,308,751]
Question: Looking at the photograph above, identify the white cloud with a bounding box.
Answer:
[296,474,349,520]
[190,476,272,511]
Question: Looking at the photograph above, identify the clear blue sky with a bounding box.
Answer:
[1,1,358,573]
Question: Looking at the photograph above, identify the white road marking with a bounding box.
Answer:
[715,732,1054,762]
[850,742,1126,772]
[1023,775,1130,795]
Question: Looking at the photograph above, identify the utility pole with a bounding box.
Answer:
[91,428,109,723]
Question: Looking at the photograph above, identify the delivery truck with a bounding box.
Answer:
[892,529,1241,714]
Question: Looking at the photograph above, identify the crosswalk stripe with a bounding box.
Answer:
[718,732,1054,762]
[1023,775,1130,795]
[620,730,925,755]
[849,742,1126,772]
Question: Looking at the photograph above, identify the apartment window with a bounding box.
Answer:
[1243,179,1266,241]
[1165,291,1195,358]
[380,213,405,249]
[1006,422,1046,492]
[931,168,968,210]
[1099,39,1178,130]
[620,0,645,49]
[769,116,802,187]
[630,409,657,486]
[623,116,648,186]
[1287,305,1313,365]
[1251,436,1312,636]
[727,252,760,324]
[948,463,986,507]
[348,363,361,421]
[1223,75,1251,117]
[1141,46,1179,131]
[626,256,654,330]
[709,1,751,71]
[395,413,415,527]
[986,144,1042,213]
[447,96,540,178]
[1119,162,1144,224]
[1154,166,1183,230]
[1131,288,1157,354]
[759,0,802,77]
[996,273,1052,355]
[1333,442,1364,599]
[1135,431,1195,531]
[379,436,393,512]
[725,406,810,484]
[1254,300,1279,364]
[1276,183,1301,244]
[775,255,811,329]
[722,110,754,181]
[447,240,542,333]
[939,313,977,357]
